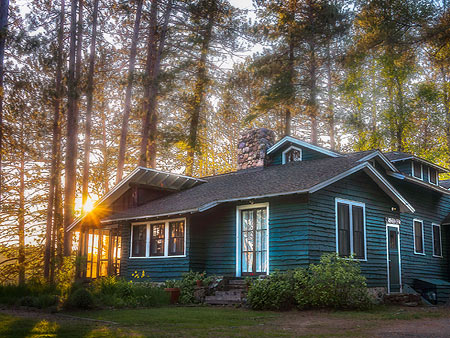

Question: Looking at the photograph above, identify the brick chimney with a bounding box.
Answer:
[237,128,275,170]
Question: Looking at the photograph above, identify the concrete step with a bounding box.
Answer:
[204,298,242,305]
[214,290,243,297]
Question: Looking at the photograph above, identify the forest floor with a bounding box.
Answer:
[0,305,450,337]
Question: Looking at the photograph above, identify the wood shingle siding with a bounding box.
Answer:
[309,171,399,288]
[119,222,190,282]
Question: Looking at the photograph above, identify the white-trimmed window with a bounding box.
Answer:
[282,146,302,164]
[130,218,186,258]
[413,219,425,255]
[412,161,423,180]
[336,198,366,260]
[432,223,442,257]
[428,167,439,186]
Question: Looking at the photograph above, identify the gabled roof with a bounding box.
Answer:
[102,152,414,223]
[384,151,449,173]
[267,136,342,158]
[357,150,399,172]
[67,167,206,231]
[388,172,450,195]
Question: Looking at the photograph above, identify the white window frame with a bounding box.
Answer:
[428,167,439,186]
[412,219,425,255]
[129,217,187,259]
[335,198,367,261]
[411,161,423,180]
[236,202,270,277]
[432,223,443,258]
[282,145,302,164]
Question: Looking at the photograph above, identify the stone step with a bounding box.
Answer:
[214,290,243,297]
[228,279,246,285]
[205,294,242,302]
[204,298,242,305]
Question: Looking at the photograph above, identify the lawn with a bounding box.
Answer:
[1,305,449,337]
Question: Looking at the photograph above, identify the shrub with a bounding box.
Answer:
[247,271,295,310]
[67,287,94,309]
[294,253,372,310]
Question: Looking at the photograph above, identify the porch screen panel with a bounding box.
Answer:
[337,203,350,257]
[352,206,364,259]
[150,223,165,256]
[433,224,441,256]
[169,221,184,256]
[99,230,110,277]
[414,220,424,253]
[255,208,267,273]
[92,230,99,278]
[242,210,254,273]
[132,225,147,257]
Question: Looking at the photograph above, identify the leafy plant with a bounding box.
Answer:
[294,253,373,310]
[67,288,94,309]
[247,272,295,310]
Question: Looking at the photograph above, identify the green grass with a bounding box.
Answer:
[1,305,450,337]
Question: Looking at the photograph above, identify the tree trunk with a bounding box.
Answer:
[146,0,172,169]
[326,43,335,150]
[309,42,318,145]
[81,0,99,211]
[44,0,65,280]
[18,153,25,285]
[0,0,8,203]
[101,109,109,193]
[64,0,82,256]
[116,0,143,183]
[186,1,215,176]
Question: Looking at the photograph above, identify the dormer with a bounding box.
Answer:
[267,136,342,166]
[385,152,449,186]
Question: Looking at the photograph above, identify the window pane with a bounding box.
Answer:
[169,221,184,256]
[150,223,165,256]
[286,149,301,163]
[430,168,437,184]
[433,225,441,256]
[132,225,147,257]
[413,162,422,179]
[414,221,423,253]
[338,203,350,257]
[352,206,365,259]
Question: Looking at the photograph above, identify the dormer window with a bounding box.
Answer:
[282,146,302,164]
[412,161,423,180]
[429,168,439,185]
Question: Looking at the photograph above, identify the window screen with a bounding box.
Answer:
[132,225,146,257]
[169,221,185,256]
[150,223,165,256]
[352,206,365,259]
[337,203,350,257]
[429,168,438,185]
[413,162,422,179]
[414,220,424,254]
[433,224,442,257]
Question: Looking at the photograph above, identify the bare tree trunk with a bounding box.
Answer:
[81,0,99,211]
[116,0,143,183]
[186,2,215,176]
[44,0,65,280]
[101,109,109,193]
[139,0,158,168]
[0,0,8,203]
[146,0,172,169]
[284,30,295,137]
[18,154,25,285]
[54,171,63,272]
[64,0,82,256]
[326,43,335,150]
[308,42,318,145]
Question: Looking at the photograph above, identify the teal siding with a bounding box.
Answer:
[387,179,450,284]
[270,144,331,166]
[309,171,399,288]
[119,222,190,282]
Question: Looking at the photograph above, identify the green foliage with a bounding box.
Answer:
[0,280,59,308]
[247,271,295,310]
[67,288,95,310]
[294,254,372,310]
[165,271,214,304]
[247,254,372,311]
[90,276,169,308]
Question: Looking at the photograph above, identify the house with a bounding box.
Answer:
[69,128,450,302]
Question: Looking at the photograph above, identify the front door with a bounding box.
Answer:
[387,225,401,293]
[240,207,268,276]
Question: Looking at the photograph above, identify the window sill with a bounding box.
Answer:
[413,252,426,256]
[129,255,187,259]
[432,254,443,258]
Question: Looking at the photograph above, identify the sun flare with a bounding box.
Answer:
[83,198,95,213]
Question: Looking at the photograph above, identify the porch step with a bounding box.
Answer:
[227,279,247,289]
[204,288,245,306]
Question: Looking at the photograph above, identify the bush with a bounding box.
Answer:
[247,272,295,310]
[67,287,94,309]
[294,254,373,310]
[0,282,59,308]
[165,271,212,304]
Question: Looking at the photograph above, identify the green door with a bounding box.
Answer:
[387,226,401,292]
